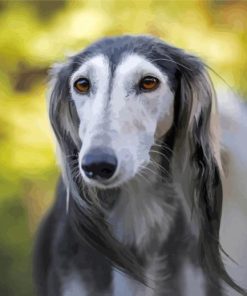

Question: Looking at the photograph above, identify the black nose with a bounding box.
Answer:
[81,148,118,180]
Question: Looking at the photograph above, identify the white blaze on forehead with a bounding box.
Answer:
[111,54,173,117]
[110,54,174,137]
[70,55,111,146]
[70,54,110,116]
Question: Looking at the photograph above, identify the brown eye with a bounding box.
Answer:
[74,78,90,94]
[139,76,159,91]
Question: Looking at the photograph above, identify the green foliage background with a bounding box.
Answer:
[0,1,246,295]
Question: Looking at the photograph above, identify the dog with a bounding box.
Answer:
[33,35,247,296]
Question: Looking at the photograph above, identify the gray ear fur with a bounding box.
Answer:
[173,53,246,294]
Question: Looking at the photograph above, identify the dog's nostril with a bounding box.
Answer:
[81,148,118,180]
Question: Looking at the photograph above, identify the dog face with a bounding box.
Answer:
[69,53,174,188]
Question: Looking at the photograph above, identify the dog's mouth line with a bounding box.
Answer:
[81,170,138,190]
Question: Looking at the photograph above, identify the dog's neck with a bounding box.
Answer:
[106,171,178,252]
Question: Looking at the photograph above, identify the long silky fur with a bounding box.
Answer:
[171,53,246,294]
[47,36,246,295]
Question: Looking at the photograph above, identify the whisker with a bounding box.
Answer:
[150,149,170,162]
[154,141,173,154]
[139,164,165,182]
[136,171,152,185]
[149,160,171,179]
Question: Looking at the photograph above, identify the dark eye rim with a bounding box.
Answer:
[73,77,90,94]
[139,76,160,92]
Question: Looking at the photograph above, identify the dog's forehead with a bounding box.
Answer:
[72,53,165,81]
[71,54,110,78]
[75,36,155,68]
[70,37,176,83]
[114,54,166,79]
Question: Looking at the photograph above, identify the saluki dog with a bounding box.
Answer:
[33,35,247,296]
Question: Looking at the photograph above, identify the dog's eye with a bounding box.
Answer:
[139,76,159,91]
[74,78,90,94]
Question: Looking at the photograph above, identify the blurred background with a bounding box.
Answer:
[0,1,247,295]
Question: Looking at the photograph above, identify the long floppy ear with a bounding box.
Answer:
[48,62,81,153]
[173,54,246,294]
[48,61,81,194]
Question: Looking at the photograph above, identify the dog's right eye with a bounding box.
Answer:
[74,78,90,94]
[139,76,159,92]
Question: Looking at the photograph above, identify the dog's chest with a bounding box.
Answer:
[111,259,206,296]
[61,263,206,296]
[62,272,88,296]
[112,269,153,296]
[62,270,110,296]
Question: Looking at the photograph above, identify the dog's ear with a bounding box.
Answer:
[47,61,81,193]
[173,54,245,294]
[48,62,80,153]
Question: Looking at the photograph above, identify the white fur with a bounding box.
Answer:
[70,55,112,180]
[63,270,111,296]
[63,272,87,296]
[218,90,247,294]
[112,269,147,296]
[112,253,170,296]
[69,53,174,189]
[180,261,205,296]
[112,256,206,296]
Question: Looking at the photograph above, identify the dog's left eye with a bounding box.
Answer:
[74,78,90,94]
[139,76,159,92]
